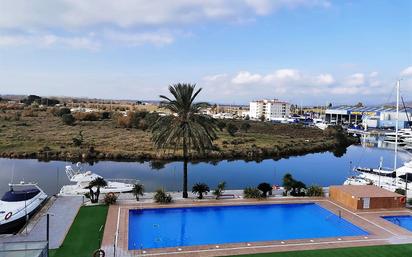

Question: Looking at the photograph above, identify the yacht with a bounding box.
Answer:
[344,80,412,196]
[0,182,47,234]
[344,160,412,195]
[59,164,137,196]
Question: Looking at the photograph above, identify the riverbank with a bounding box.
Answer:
[0,108,357,162]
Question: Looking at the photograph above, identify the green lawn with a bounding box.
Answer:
[225,244,412,257]
[49,205,108,257]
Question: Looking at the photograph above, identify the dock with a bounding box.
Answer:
[0,195,83,249]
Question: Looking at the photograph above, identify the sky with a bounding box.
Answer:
[0,0,411,106]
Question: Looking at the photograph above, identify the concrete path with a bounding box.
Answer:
[0,196,83,249]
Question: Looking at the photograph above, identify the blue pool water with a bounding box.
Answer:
[128,203,368,249]
[383,215,412,232]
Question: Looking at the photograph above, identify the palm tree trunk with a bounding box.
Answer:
[183,138,188,198]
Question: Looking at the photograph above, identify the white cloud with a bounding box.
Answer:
[104,30,174,46]
[203,73,228,82]
[0,0,331,29]
[0,0,331,49]
[401,66,412,77]
[314,73,335,85]
[200,68,398,104]
[345,73,365,86]
[231,71,262,84]
[369,71,378,77]
[263,69,301,82]
[0,34,100,50]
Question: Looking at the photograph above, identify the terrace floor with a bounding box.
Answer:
[101,197,412,257]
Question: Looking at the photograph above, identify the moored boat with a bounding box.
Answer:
[0,182,47,234]
[59,163,137,196]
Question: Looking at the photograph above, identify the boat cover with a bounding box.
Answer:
[1,189,40,202]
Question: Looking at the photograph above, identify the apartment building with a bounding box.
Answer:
[249,99,291,120]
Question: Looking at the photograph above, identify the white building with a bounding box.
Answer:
[249,99,291,121]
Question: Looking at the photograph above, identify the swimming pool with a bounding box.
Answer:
[383,215,412,232]
[128,203,368,249]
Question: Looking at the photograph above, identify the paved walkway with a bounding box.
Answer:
[0,196,83,249]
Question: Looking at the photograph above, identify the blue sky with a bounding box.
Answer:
[0,0,411,105]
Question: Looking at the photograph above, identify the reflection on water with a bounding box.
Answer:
[359,134,409,150]
[0,140,410,196]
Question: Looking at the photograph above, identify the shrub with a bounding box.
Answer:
[22,109,38,117]
[257,182,272,197]
[154,189,172,203]
[395,188,406,196]
[56,108,71,117]
[213,181,226,199]
[243,187,262,199]
[61,114,75,125]
[72,131,84,146]
[192,183,210,199]
[217,121,226,131]
[283,173,306,196]
[101,111,111,119]
[306,185,324,197]
[226,123,238,137]
[408,198,412,205]
[116,111,156,129]
[74,112,100,121]
[240,122,251,133]
[132,183,144,201]
[104,193,118,205]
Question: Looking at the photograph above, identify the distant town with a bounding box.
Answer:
[1,94,411,131]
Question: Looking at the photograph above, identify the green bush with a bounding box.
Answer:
[306,185,324,197]
[72,131,84,146]
[243,187,262,199]
[57,107,71,117]
[240,122,251,133]
[257,182,272,197]
[154,189,172,203]
[101,112,111,119]
[61,114,75,125]
[395,188,406,195]
[213,181,226,199]
[217,121,226,131]
[227,123,238,137]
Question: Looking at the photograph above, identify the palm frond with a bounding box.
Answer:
[151,83,217,156]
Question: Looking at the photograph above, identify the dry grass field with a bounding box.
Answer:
[0,107,354,162]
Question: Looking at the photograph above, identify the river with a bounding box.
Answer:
[0,136,411,196]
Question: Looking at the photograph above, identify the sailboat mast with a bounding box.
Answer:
[394,80,400,178]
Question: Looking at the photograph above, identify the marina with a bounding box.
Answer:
[1,142,410,197]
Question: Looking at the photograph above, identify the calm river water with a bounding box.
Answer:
[0,137,411,196]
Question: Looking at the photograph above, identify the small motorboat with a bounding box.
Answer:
[59,163,137,196]
[0,182,47,234]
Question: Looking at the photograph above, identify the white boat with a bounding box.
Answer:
[314,121,328,130]
[0,182,47,234]
[59,164,137,196]
[344,160,412,196]
[344,80,412,197]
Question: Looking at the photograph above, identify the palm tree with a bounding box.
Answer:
[213,181,226,199]
[88,177,107,203]
[151,83,218,198]
[132,183,144,201]
[192,183,210,199]
[258,182,272,197]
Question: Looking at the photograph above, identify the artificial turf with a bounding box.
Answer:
[49,205,108,257]
[225,243,412,257]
